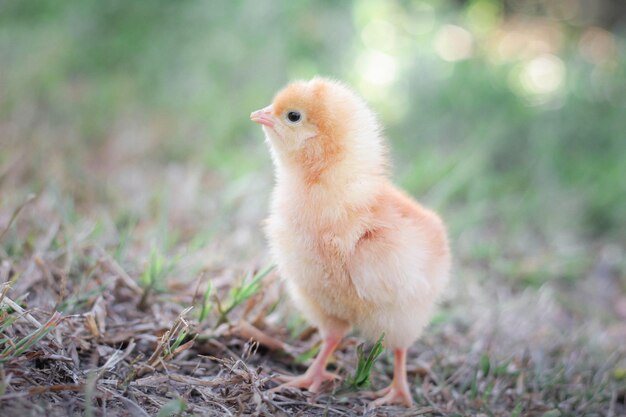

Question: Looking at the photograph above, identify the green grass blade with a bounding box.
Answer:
[347,333,385,389]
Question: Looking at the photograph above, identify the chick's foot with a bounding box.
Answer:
[370,385,414,407]
[274,369,340,393]
[368,348,413,407]
[272,333,344,393]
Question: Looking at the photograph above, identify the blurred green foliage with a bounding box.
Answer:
[1,0,625,244]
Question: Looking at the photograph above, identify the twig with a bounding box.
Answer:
[28,384,86,395]
[94,246,142,295]
[137,306,194,377]
[90,340,137,380]
[203,399,234,416]
[0,295,42,328]
[232,320,287,352]
[0,281,11,307]
[105,389,151,417]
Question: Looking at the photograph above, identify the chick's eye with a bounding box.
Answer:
[287,111,301,123]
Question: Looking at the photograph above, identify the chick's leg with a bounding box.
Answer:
[277,327,346,393]
[371,348,413,407]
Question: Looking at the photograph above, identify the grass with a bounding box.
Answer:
[0,306,62,364]
[1,0,625,415]
[197,274,213,324]
[215,264,275,326]
[346,334,386,389]
[0,188,623,414]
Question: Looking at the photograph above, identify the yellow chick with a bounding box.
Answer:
[250,78,451,407]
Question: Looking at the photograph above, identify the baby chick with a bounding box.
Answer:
[250,78,450,407]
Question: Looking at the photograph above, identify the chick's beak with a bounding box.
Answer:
[250,105,275,128]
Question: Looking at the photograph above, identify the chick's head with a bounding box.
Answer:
[251,78,384,177]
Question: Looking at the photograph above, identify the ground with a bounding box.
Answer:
[1,1,626,415]
[0,153,624,416]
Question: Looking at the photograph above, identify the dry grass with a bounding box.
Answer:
[0,176,624,417]
[1,124,625,417]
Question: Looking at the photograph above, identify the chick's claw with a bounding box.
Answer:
[274,370,340,393]
[370,385,414,408]
[362,385,391,398]
[365,348,414,408]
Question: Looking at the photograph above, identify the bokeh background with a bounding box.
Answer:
[1,0,626,414]
[3,0,625,246]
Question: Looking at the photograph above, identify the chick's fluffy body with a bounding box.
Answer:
[263,78,450,349]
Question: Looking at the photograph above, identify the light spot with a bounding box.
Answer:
[579,27,617,67]
[358,50,398,87]
[434,25,473,62]
[493,21,563,63]
[519,54,565,95]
